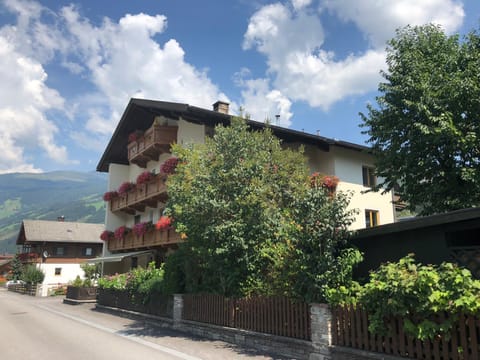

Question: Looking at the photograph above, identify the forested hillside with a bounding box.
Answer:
[0,171,107,253]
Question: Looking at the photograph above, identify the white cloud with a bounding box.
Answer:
[60,6,229,135]
[0,1,231,172]
[244,0,465,111]
[322,0,464,46]
[235,69,292,126]
[0,34,70,173]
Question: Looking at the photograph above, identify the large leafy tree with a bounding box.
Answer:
[361,24,480,215]
[164,118,358,301]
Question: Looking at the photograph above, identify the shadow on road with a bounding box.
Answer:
[92,306,291,359]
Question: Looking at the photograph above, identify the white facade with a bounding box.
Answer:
[104,118,395,241]
[36,262,86,297]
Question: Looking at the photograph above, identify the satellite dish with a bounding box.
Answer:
[42,251,49,258]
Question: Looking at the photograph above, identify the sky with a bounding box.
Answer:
[0,0,478,174]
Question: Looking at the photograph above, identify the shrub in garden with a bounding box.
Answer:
[21,265,45,284]
[327,254,480,340]
[98,262,165,304]
[81,263,100,287]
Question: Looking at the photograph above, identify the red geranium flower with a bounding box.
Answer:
[160,157,179,174]
[133,221,153,237]
[118,182,135,196]
[100,230,114,241]
[103,191,118,201]
[156,216,172,230]
[114,226,130,240]
[136,171,155,186]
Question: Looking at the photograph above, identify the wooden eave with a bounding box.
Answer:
[96,98,371,173]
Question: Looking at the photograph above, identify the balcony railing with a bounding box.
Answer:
[18,252,40,263]
[107,228,182,252]
[128,125,178,167]
[110,174,168,214]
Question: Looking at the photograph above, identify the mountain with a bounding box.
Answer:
[0,171,107,254]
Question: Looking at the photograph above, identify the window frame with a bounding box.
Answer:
[362,166,377,188]
[365,209,379,228]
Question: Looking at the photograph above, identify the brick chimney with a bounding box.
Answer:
[212,101,229,114]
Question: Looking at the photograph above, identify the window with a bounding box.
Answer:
[131,257,138,269]
[55,247,64,256]
[54,267,62,276]
[362,166,376,188]
[365,210,379,228]
[134,215,141,224]
[85,247,93,256]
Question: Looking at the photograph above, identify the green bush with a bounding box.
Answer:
[80,263,100,287]
[98,262,165,304]
[21,265,45,285]
[98,273,127,290]
[328,254,480,340]
[70,275,84,287]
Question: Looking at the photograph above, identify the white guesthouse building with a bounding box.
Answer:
[95,99,396,273]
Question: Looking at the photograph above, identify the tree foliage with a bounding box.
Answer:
[361,24,480,215]
[9,254,23,281]
[21,265,45,284]
[164,118,358,301]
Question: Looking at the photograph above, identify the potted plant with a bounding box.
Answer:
[65,263,100,301]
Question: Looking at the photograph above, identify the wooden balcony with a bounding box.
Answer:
[18,252,40,264]
[128,125,178,167]
[110,174,168,214]
[107,228,183,252]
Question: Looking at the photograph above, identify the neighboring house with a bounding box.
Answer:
[0,254,13,282]
[351,207,480,280]
[95,99,396,273]
[16,219,104,296]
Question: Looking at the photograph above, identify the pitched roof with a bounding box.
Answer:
[96,98,371,172]
[16,220,104,245]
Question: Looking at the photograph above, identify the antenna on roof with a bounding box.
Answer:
[275,114,280,124]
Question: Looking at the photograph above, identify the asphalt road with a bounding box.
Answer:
[0,288,282,360]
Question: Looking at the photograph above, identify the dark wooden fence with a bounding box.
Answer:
[332,305,480,360]
[97,289,174,318]
[7,283,38,296]
[183,294,311,341]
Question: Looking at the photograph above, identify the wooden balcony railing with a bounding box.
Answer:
[107,228,182,252]
[128,125,178,167]
[110,174,168,214]
[18,252,40,264]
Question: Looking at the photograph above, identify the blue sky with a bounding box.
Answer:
[0,0,478,173]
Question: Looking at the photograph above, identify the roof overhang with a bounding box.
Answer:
[354,207,480,239]
[87,250,153,263]
[96,98,371,172]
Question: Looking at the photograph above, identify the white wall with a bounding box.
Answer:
[178,118,205,146]
[36,262,85,297]
[329,146,395,229]
[337,182,395,230]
